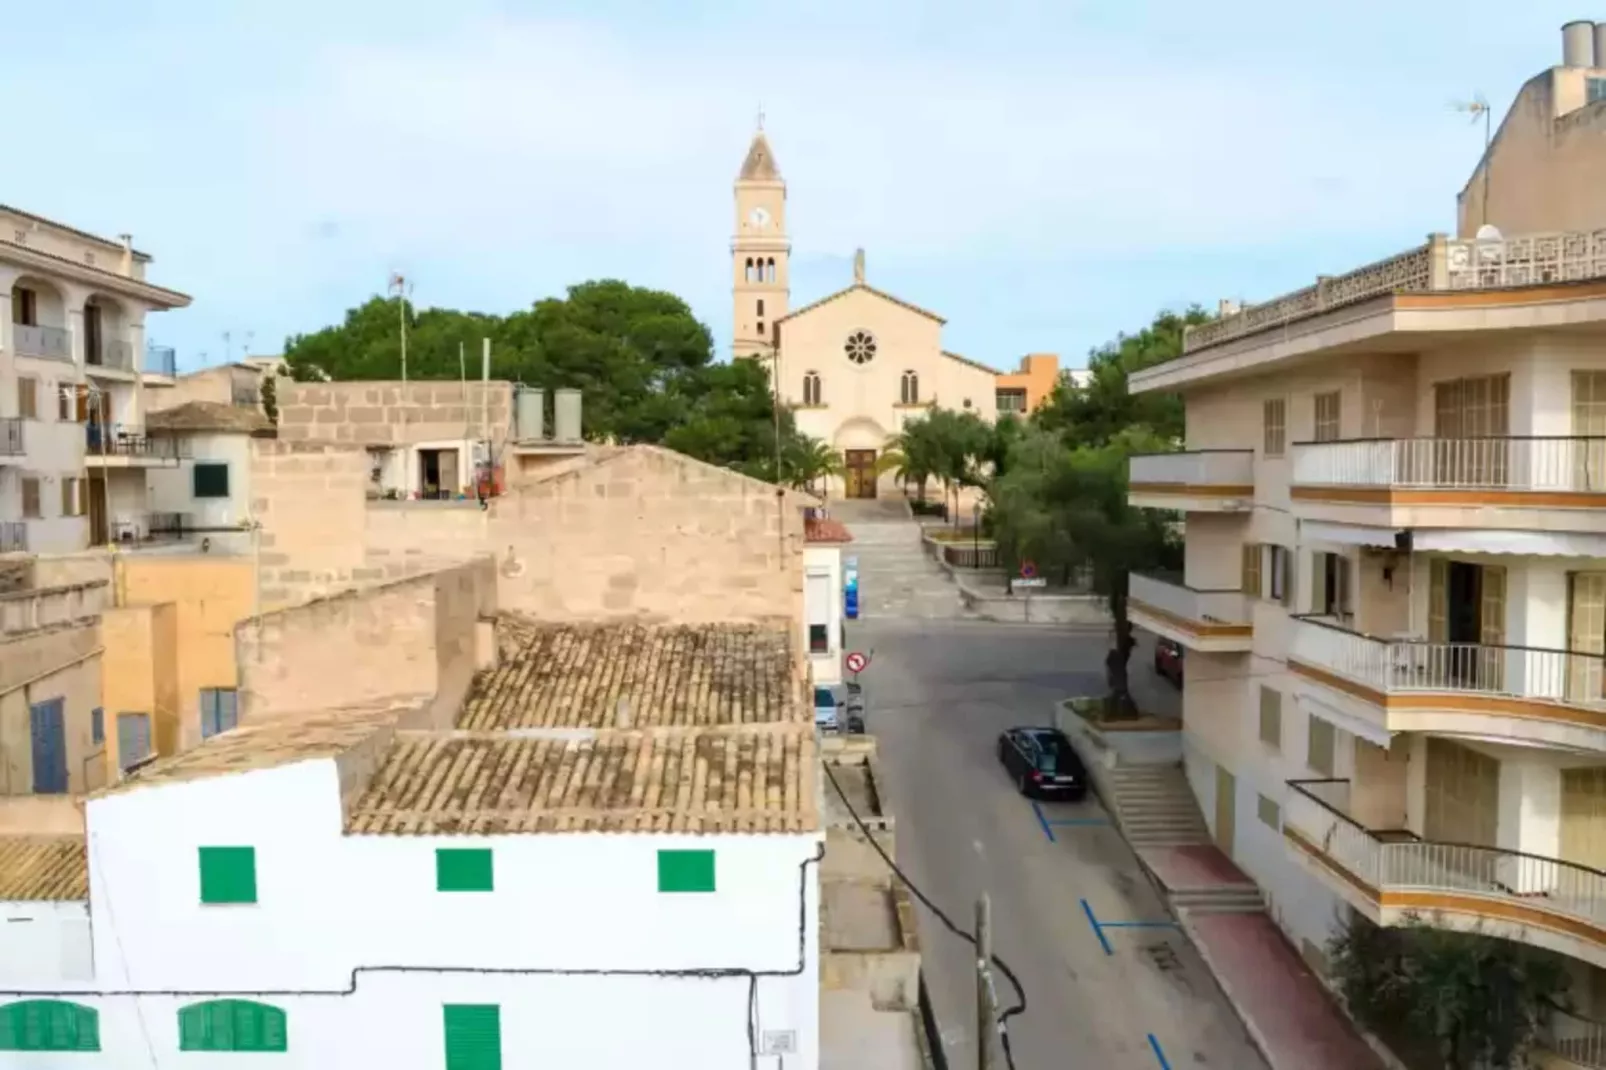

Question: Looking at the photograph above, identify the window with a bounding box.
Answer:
[766,257,776,283]
[11,287,37,327]
[117,712,151,771]
[1590,77,1606,104]
[1313,552,1352,618]
[193,462,230,499]
[90,708,104,746]
[443,1004,502,1070]
[1241,544,1262,599]
[900,370,919,405]
[1262,398,1286,456]
[436,848,494,892]
[1258,687,1281,750]
[802,371,822,407]
[806,571,832,655]
[1313,391,1341,443]
[996,389,1027,414]
[844,330,876,365]
[1268,546,1292,606]
[744,257,754,283]
[1257,794,1281,831]
[59,477,80,518]
[0,999,100,1051]
[756,320,764,336]
[1308,716,1336,777]
[200,688,238,738]
[198,846,257,904]
[178,999,286,1052]
[17,377,36,419]
[756,298,765,317]
[20,478,40,519]
[658,848,716,893]
[57,384,85,422]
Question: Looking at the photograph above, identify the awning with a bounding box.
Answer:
[1294,691,1393,749]
[1298,521,1401,549]
[1410,528,1606,558]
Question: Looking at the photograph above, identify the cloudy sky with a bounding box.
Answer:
[0,0,1581,371]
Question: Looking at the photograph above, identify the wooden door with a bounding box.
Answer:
[1478,564,1507,691]
[1433,375,1510,486]
[1572,372,1606,492]
[1214,764,1236,858]
[1569,573,1606,702]
[844,450,877,499]
[1423,738,1499,846]
[1562,768,1606,870]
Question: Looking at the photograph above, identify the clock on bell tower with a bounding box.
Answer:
[731,120,790,361]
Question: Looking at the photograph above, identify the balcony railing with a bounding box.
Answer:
[13,323,70,361]
[1542,1004,1606,1069]
[1291,616,1606,707]
[1129,449,1254,487]
[1130,572,1249,625]
[1293,436,1606,493]
[1184,228,1606,353]
[0,416,22,456]
[145,345,177,377]
[110,513,193,544]
[1286,778,1606,940]
[0,522,24,553]
[0,582,107,636]
[86,338,133,371]
[85,425,192,459]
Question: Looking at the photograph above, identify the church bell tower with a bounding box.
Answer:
[731,119,790,360]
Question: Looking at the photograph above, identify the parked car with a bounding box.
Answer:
[1155,637,1184,687]
[813,686,841,732]
[995,726,1087,799]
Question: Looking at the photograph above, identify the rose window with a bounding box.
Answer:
[844,331,876,365]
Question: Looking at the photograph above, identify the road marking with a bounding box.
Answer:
[1031,801,1056,842]
[1079,898,1114,956]
[1147,1033,1174,1070]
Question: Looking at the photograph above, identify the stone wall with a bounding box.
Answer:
[276,380,514,448]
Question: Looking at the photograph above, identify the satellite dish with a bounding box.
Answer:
[1475,224,1503,242]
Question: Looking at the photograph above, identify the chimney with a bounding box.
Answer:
[1218,298,1242,318]
[117,234,133,277]
[1562,20,1596,67]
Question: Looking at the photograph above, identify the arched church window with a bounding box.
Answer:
[765,257,776,283]
[844,331,876,366]
[900,371,919,405]
[745,258,755,283]
[803,372,822,406]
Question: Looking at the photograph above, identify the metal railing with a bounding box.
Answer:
[1286,778,1606,941]
[13,323,70,361]
[0,582,108,635]
[0,522,24,553]
[1129,449,1254,487]
[1130,572,1249,625]
[1291,617,1606,708]
[1541,1004,1606,1069]
[1292,436,1606,492]
[85,425,193,459]
[87,338,133,370]
[145,345,177,377]
[0,416,22,456]
[938,540,999,569]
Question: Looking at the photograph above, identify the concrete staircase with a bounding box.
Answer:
[1107,764,1212,847]
[830,504,969,620]
[1169,885,1266,915]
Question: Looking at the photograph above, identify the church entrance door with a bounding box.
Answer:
[844,450,878,499]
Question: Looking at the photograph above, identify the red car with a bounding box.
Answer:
[1154,638,1184,686]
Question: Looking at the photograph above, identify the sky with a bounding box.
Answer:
[0,0,1586,373]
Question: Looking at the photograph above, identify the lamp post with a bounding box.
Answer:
[972,500,980,566]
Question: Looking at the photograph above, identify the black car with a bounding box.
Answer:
[996,727,1087,799]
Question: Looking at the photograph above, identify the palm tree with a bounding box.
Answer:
[782,435,845,497]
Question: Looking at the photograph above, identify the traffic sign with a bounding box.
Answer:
[845,651,869,674]
[1020,560,1038,580]
[1015,577,1047,588]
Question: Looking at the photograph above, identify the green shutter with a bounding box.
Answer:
[436,848,494,892]
[0,999,100,1051]
[178,999,287,1052]
[444,1004,502,1070]
[657,849,716,893]
[199,846,258,904]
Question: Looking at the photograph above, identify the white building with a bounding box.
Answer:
[0,618,824,1069]
[1127,218,1606,1040]
[134,401,272,553]
[0,205,190,554]
[804,515,852,686]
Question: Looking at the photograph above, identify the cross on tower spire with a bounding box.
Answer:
[756,104,765,132]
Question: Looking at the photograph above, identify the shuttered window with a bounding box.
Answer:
[658,849,716,893]
[437,849,494,892]
[0,999,100,1051]
[178,999,287,1052]
[117,712,151,771]
[1263,398,1287,456]
[199,846,258,905]
[193,462,230,499]
[444,1004,502,1070]
[200,688,239,738]
[1308,717,1336,777]
[1258,687,1281,750]
[1241,544,1262,599]
[1313,392,1341,443]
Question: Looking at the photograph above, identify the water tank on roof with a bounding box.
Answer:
[516,388,545,442]
[554,389,582,443]
[1562,20,1596,68]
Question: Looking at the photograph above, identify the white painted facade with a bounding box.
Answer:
[804,543,845,687]
[2,758,824,1068]
[145,430,255,538]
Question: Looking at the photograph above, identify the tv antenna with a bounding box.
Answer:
[1451,94,1492,227]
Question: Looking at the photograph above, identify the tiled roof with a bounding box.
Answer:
[459,617,804,731]
[146,400,272,435]
[0,836,88,900]
[344,723,818,834]
[805,517,853,544]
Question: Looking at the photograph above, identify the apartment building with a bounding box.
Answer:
[1128,219,1606,1044]
[0,206,190,554]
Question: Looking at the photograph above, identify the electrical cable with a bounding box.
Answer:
[822,760,1026,1070]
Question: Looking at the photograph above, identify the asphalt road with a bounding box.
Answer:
[846,617,1267,1070]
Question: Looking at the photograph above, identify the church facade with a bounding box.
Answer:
[730,129,1015,500]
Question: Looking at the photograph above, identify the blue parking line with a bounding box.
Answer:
[1031,801,1056,843]
[1079,898,1114,956]
[1147,1034,1173,1070]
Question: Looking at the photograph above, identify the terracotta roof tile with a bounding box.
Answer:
[805,517,853,544]
[0,836,88,900]
[146,400,272,435]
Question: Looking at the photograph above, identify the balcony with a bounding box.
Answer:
[84,425,191,466]
[13,323,70,362]
[1542,1006,1606,1069]
[0,417,22,459]
[145,345,177,378]
[85,338,133,373]
[1284,778,1606,970]
[1288,617,1606,752]
[0,522,24,554]
[0,581,108,636]
[1128,449,1254,512]
[1127,572,1252,652]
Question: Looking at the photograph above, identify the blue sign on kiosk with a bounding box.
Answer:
[844,556,859,620]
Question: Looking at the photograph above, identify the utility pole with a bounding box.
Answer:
[976,894,998,1070]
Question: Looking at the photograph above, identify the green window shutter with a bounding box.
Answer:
[193,462,230,499]
[0,999,101,1051]
[657,849,716,893]
[178,999,288,1052]
[199,846,258,904]
[444,1004,502,1070]
[436,848,494,892]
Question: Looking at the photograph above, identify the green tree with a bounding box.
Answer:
[260,374,278,424]
[780,435,845,496]
[1329,913,1569,1069]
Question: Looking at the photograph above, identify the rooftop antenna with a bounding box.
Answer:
[388,272,413,385]
[1451,94,1492,227]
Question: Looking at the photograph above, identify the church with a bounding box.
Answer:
[730,127,1061,500]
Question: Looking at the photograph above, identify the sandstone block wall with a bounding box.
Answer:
[276,381,515,448]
